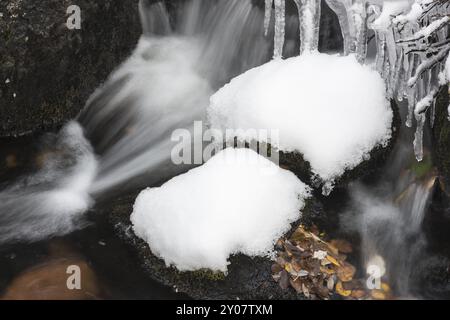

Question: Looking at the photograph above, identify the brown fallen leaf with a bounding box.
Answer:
[284,263,293,273]
[342,279,363,291]
[271,263,283,274]
[371,289,387,300]
[289,278,303,294]
[314,284,330,299]
[276,255,288,268]
[326,255,340,267]
[330,239,353,254]
[381,282,391,293]
[336,281,351,297]
[291,260,303,272]
[351,289,367,299]
[284,241,303,257]
[337,262,356,282]
[326,244,340,256]
[279,270,290,290]
[320,265,335,275]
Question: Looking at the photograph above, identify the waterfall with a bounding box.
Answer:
[0,0,274,243]
[342,133,436,296]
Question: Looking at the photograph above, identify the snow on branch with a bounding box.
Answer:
[262,0,450,161]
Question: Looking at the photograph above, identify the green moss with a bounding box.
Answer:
[411,155,433,179]
[187,269,226,281]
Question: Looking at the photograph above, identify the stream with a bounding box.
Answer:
[0,0,449,300]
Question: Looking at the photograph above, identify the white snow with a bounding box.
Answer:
[208,53,393,192]
[415,90,436,115]
[371,0,413,30]
[131,148,310,272]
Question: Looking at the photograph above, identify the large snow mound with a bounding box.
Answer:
[208,53,393,187]
[131,148,310,272]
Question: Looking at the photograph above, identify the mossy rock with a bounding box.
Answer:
[100,193,311,300]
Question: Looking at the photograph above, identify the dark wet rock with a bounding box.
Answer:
[280,100,401,193]
[103,193,305,300]
[410,254,450,299]
[0,0,141,137]
[423,178,450,254]
[432,85,450,193]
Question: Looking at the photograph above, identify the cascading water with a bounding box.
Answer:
[343,136,436,297]
[0,0,448,299]
[79,0,279,195]
[0,0,275,243]
[0,122,97,243]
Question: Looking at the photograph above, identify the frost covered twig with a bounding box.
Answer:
[262,0,450,161]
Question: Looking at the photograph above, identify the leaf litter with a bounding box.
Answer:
[272,225,392,300]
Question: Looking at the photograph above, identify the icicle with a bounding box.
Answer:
[374,30,386,78]
[352,0,368,63]
[393,50,405,100]
[413,113,426,162]
[327,0,368,62]
[414,64,428,162]
[385,29,397,96]
[430,99,436,128]
[264,0,273,36]
[406,53,417,128]
[406,89,416,128]
[326,0,352,55]
[294,0,322,54]
[273,0,286,59]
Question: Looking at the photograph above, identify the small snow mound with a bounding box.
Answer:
[131,148,310,272]
[208,53,393,189]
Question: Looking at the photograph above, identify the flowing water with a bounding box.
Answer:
[0,0,447,299]
[0,0,276,243]
[342,112,437,297]
[0,0,282,299]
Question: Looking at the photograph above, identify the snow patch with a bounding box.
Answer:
[131,148,310,272]
[208,53,393,191]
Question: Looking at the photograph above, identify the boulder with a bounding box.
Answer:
[0,0,141,137]
[103,193,308,300]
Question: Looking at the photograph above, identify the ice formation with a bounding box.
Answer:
[442,54,450,120]
[131,148,310,272]
[208,53,393,195]
[264,0,450,161]
[265,0,321,56]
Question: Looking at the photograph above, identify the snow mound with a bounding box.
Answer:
[208,53,393,189]
[131,148,310,272]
